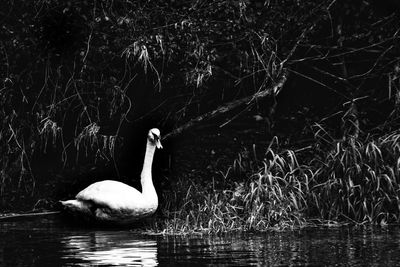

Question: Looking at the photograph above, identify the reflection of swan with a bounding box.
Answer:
[61,129,162,225]
[62,232,158,266]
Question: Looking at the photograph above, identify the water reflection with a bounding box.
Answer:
[61,232,157,266]
[156,228,400,266]
[2,219,400,266]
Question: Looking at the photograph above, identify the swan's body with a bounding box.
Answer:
[61,128,162,225]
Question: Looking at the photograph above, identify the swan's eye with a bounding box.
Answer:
[148,133,159,143]
[148,129,162,148]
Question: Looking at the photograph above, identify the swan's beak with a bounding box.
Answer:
[156,139,163,149]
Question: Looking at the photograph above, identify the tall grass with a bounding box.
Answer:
[156,129,400,234]
[156,138,308,234]
[309,130,400,224]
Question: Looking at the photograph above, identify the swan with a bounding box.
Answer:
[60,128,162,225]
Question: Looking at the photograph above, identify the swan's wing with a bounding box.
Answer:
[76,180,144,210]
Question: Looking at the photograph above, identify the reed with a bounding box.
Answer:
[309,130,400,224]
[156,128,400,234]
[157,138,308,234]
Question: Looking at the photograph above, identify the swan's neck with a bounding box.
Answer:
[140,141,156,196]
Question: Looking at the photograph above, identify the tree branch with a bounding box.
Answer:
[163,69,288,140]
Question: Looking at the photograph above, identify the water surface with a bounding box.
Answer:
[1,218,400,266]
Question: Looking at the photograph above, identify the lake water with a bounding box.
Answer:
[1,218,400,266]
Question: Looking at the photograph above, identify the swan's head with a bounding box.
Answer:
[148,128,162,149]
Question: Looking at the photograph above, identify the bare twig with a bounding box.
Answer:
[281,0,337,68]
[0,211,61,221]
[289,68,350,100]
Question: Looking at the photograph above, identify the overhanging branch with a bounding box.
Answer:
[163,69,288,140]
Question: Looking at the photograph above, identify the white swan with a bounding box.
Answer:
[60,128,162,225]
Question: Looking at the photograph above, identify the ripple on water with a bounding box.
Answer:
[1,220,400,266]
